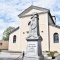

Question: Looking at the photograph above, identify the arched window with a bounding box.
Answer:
[13,35,16,43]
[53,33,59,43]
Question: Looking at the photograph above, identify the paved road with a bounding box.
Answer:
[0,58,22,60]
[0,57,54,60]
[0,52,58,60]
[55,54,60,60]
[0,52,22,60]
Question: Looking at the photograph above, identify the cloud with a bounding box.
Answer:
[0,0,60,40]
[32,0,56,8]
[0,1,20,40]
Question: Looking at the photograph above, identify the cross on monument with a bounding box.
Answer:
[27,13,40,39]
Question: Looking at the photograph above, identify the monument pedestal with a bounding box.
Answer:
[23,38,44,60]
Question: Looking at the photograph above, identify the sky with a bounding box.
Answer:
[0,0,60,40]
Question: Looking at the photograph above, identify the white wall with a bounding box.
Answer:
[39,13,49,51]
[49,25,60,53]
[8,29,21,52]
[20,9,49,52]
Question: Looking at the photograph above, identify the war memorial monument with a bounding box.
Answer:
[23,13,44,60]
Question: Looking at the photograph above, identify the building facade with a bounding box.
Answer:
[9,5,60,53]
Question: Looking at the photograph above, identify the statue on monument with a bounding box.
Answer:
[27,13,39,39]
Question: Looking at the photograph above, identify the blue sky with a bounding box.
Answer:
[0,0,60,39]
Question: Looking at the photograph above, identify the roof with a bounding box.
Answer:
[18,5,55,24]
[9,27,19,35]
[18,5,50,18]
[48,12,55,24]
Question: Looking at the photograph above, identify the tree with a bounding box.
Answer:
[2,26,15,41]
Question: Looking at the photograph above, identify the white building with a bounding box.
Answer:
[8,5,60,53]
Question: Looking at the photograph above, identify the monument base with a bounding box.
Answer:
[23,13,44,60]
[23,55,44,60]
[23,40,44,60]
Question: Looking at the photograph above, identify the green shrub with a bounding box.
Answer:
[47,51,58,57]
[47,52,54,57]
[54,51,58,53]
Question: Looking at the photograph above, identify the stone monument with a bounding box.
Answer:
[23,13,44,60]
